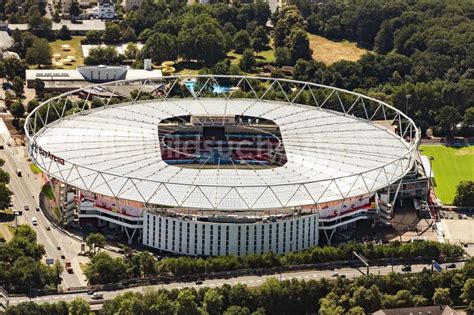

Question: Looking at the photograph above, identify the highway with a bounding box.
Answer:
[0,145,86,289]
[7,261,465,306]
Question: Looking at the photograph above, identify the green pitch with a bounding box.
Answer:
[419,145,474,204]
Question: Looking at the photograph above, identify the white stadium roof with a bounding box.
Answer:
[27,76,418,211]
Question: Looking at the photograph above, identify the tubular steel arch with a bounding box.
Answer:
[25,75,420,211]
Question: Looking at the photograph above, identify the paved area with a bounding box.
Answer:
[441,218,474,244]
[1,144,88,289]
[6,261,464,307]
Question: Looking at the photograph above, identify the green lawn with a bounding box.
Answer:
[42,184,55,200]
[30,163,43,174]
[49,36,85,69]
[419,145,474,204]
[308,34,369,65]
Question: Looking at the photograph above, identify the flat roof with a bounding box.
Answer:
[8,20,105,32]
[26,68,162,82]
[32,98,412,210]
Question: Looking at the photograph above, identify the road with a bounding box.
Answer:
[0,145,86,289]
[7,261,465,306]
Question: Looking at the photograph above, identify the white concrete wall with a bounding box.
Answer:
[143,212,320,256]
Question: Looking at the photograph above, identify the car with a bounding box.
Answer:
[2,82,13,90]
[46,226,51,231]
[446,263,456,269]
[458,214,462,219]
[87,290,95,295]
[91,292,103,300]
[195,280,203,285]
[24,205,29,211]
[402,265,412,272]
[330,273,339,277]
[461,214,468,219]
[36,207,40,212]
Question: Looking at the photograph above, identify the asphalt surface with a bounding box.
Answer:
[7,261,464,306]
[0,146,85,289]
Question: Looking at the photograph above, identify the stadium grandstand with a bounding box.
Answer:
[25,75,423,256]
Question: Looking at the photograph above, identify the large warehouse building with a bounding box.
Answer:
[26,75,422,256]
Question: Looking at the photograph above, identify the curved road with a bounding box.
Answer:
[1,146,86,289]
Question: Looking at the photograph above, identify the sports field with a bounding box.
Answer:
[419,145,474,204]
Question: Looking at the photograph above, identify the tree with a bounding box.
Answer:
[0,58,26,81]
[123,43,139,62]
[52,10,61,23]
[239,49,256,72]
[347,306,365,315]
[0,158,4,167]
[85,30,102,43]
[10,101,25,120]
[234,30,251,54]
[224,305,250,315]
[177,15,227,66]
[202,289,223,315]
[0,183,13,209]
[102,23,122,44]
[85,233,106,253]
[57,25,71,40]
[68,298,91,315]
[460,279,474,307]
[25,38,52,66]
[374,20,394,54]
[436,106,462,137]
[463,107,474,127]
[176,289,199,315]
[69,1,82,20]
[0,169,11,184]
[453,181,474,207]
[84,252,127,284]
[27,99,40,113]
[28,11,52,32]
[432,288,452,306]
[286,28,312,64]
[252,26,269,53]
[275,47,291,66]
[122,26,137,43]
[273,6,305,47]
[33,79,45,97]
[142,33,178,64]
[85,47,120,65]
[12,77,24,98]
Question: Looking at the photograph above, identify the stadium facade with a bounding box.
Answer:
[26,75,422,256]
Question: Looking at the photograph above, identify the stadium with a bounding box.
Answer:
[25,75,420,256]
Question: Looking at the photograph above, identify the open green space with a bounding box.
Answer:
[419,145,474,204]
[41,184,55,200]
[228,42,275,66]
[308,34,369,65]
[49,36,85,69]
[29,163,43,174]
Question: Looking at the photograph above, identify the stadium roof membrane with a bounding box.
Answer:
[26,76,419,211]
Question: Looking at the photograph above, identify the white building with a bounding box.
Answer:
[83,0,115,19]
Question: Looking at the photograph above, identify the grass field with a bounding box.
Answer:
[419,145,474,204]
[30,163,43,174]
[49,36,85,69]
[308,34,369,65]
